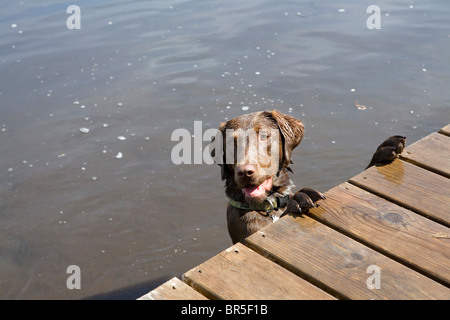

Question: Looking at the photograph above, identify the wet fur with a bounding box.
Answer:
[214,110,404,244]
[216,110,305,244]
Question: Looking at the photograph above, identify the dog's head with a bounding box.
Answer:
[212,110,304,204]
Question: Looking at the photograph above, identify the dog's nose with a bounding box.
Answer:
[236,165,256,177]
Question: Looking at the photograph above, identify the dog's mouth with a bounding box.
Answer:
[242,177,273,199]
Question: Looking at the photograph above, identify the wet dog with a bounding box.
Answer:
[212,110,325,244]
[212,109,406,244]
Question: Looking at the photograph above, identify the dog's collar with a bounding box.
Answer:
[226,192,290,215]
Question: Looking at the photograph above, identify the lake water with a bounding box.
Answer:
[0,0,449,299]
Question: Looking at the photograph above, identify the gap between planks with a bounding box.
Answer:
[304,182,450,288]
[348,159,450,228]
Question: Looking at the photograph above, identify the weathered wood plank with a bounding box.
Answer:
[246,214,450,300]
[400,132,450,178]
[349,159,450,227]
[308,182,450,285]
[182,243,335,300]
[439,124,450,137]
[138,277,208,300]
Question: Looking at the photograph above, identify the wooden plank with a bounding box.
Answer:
[400,132,450,178]
[182,243,335,300]
[439,124,450,137]
[349,159,450,227]
[138,277,208,300]
[246,215,450,300]
[307,182,450,286]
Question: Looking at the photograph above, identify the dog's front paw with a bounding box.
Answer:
[366,135,406,168]
[286,187,326,215]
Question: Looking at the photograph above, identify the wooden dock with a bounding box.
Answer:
[140,124,450,300]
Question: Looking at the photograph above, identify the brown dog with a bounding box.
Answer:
[212,110,325,244]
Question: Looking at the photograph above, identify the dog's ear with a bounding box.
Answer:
[269,109,304,166]
[211,121,232,180]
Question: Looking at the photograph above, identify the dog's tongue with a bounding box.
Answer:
[243,177,273,198]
